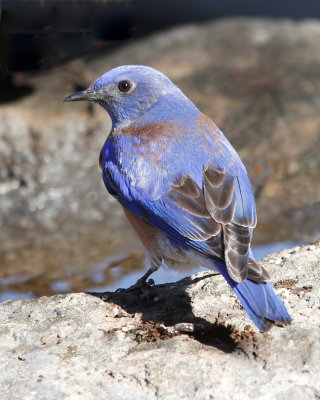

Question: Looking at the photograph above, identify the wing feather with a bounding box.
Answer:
[101,124,261,283]
[171,166,257,282]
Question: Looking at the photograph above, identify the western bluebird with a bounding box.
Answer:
[64,65,292,331]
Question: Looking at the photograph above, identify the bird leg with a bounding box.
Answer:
[129,268,156,291]
[116,268,156,293]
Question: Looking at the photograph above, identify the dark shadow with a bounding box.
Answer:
[0,78,34,103]
[88,273,240,353]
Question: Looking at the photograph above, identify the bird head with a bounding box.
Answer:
[64,65,186,128]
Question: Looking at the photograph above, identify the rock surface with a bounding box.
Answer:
[0,242,319,399]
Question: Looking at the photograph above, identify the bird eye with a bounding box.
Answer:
[118,80,131,93]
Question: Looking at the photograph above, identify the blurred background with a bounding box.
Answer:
[0,0,319,302]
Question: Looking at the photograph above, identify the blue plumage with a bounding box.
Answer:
[215,261,290,331]
[64,65,292,331]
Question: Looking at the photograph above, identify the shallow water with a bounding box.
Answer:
[0,240,300,303]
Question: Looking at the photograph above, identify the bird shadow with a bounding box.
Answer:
[88,273,244,353]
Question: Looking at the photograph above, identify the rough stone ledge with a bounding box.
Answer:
[0,241,319,400]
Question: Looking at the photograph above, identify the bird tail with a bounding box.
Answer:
[215,263,292,331]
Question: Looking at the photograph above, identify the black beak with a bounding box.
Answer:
[63,89,99,103]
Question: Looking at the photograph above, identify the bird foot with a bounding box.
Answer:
[116,278,155,294]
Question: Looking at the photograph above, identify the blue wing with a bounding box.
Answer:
[101,117,259,282]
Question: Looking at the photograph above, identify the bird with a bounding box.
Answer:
[64,65,292,332]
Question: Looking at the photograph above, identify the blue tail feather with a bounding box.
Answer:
[215,263,292,331]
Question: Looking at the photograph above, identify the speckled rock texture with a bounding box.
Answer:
[0,242,319,399]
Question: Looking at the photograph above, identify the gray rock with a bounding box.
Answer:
[0,242,319,399]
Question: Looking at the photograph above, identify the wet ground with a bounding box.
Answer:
[0,230,302,303]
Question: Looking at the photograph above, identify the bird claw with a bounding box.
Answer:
[115,278,155,294]
[144,278,155,288]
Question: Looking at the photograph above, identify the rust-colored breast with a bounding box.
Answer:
[122,206,160,254]
[112,120,183,164]
[113,120,177,140]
